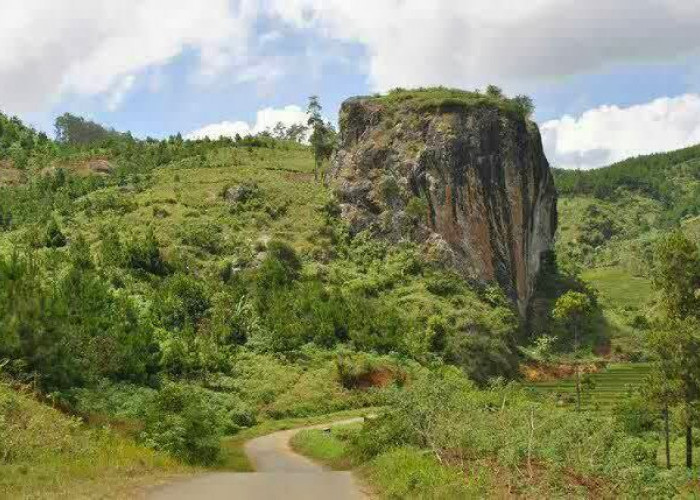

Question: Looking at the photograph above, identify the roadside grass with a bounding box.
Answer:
[0,383,189,499]
[289,423,362,470]
[360,447,473,499]
[526,362,652,412]
[218,407,380,472]
[289,423,475,497]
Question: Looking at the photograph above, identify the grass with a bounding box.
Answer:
[359,87,531,118]
[581,266,654,352]
[361,447,472,498]
[288,422,476,497]
[218,407,380,472]
[289,423,362,470]
[526,362,652,412]
[0,382,189,499]
[581,267,652,311]
[73,146,328,257]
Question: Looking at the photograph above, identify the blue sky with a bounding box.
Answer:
[3,0,700,169]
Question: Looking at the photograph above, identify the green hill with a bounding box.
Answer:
[0,109,522,474]
[553,144,700,353]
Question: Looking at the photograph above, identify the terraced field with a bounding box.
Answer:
[526,363,652,412]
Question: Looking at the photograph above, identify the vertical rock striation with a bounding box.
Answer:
[330,91,558,317]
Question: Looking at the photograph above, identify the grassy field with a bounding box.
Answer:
[581,267,652,310]
[0,382,189,499]
[581,266,653,353]
[526,363,652,412]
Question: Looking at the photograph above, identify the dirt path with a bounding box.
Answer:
[147,418,368,500]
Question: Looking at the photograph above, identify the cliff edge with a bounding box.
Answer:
[330,89,558,317]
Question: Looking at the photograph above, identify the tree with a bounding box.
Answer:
[647,231,700,468]
[553,291,592,411]
[643,366,680,469]
[513,95,535,118]
[285,123,309,143]
[652,230,700,320]
[55,113,121,146]
[307,96,336,182]
[485,84,504,98]
[44,217,67,248]
[647,320,700,469]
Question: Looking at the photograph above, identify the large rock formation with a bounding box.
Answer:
[330,91,558,317]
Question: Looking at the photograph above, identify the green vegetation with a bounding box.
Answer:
[0,107,518,480]
[359,86,535,119]
[0,381,186,499]
[291,368,700,497]
[3,98,700,497]
[553,142,700,359]
[290,424,360,470]
[528,363,652,412]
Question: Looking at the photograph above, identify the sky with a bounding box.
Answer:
[2,1,700,169]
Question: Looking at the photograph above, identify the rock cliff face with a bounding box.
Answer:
[330,92,558,317]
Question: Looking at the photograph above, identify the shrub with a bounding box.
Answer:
[125,228,170,275]
[141,383,227,465]
[43,217,67,248]
[179,222,224,254]
[405,196,428,220]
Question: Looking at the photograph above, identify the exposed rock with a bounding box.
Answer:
[330,92,558,317]
[86,159,113,175]
[224,183,259,204]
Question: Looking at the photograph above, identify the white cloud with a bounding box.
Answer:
[541,94,700,169]
[4,1,700,117]
[106,75,136,111]
[265,0,700,91]
[185,105,308,140]
[0,0,258,113]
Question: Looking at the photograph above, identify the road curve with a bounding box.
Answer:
[147,418,368,500]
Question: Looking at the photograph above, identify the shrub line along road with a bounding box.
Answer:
[147,418,368,500]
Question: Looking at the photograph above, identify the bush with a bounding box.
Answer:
[125,228,170,275]
[141,383,227,465]
[156,273,210,330]
[350,369,673,497]
[43,217,67,248]
[179,222,224,254]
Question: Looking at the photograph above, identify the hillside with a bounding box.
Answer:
[554,144,700,353]
[0,97,527,483]
[1,91,700,497]
[0,381,184,498]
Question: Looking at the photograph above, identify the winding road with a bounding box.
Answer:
[147,418,368,500]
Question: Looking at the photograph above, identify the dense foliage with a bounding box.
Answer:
[0,109,522,468]
[554,145,700,226]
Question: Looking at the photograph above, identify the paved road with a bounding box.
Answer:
[148,418,368,500]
